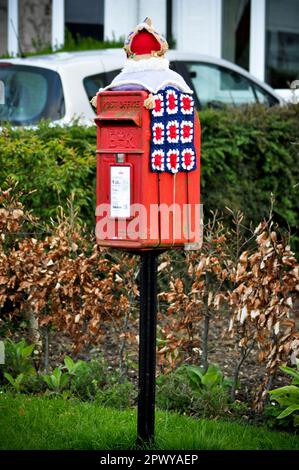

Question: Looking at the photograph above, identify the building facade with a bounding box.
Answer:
[0,0,298,92]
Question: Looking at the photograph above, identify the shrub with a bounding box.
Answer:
[264,402,295,430]
[0,339,47,394]
[3,372,26,393]
[0,341,135,406]
[1,339,36,377]
[156,364,233,418]
[3,29,124,58]
[68,357,116,400]
[42,367,70,394]
[65,356,136,407]
[199,104,299,239]
[156,367,195,414]
[0,123,96,224]
[268,361,299,429]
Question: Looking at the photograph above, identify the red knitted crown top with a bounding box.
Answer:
[130,30,161,55]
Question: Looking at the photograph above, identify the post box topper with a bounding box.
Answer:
[94,17,202,250]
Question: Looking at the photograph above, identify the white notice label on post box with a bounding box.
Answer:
[110,166,131,218]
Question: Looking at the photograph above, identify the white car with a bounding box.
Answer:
[0,49,284,127]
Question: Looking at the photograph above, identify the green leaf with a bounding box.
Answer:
[269,385,299,398]
[4,372,24,391]
[60,374,70,390]
[42,375,53,388]
[21,344,35,359]
[4,372,15,386]
[186,366,204,388]
[64,356,74,373]
[15,374,24,386]
[52,367,62,381]
[202,364,223,388]
[277,405,299,419]
[280,365,299,384]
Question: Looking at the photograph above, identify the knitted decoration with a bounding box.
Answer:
[150,87,197,174]
[124,17,168,59]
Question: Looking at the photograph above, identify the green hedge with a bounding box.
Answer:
[199,104,299,229]
[0,123,96,224]
[0,104,298,236]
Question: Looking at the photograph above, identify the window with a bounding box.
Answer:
[266,0,299,88]
[0,64,65,125]
[65,0,104,41]
[222,0,251,71]
[83,73,105,103]
[184,62,278,108]
[83,70,121,110]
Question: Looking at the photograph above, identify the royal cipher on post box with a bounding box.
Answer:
[95,88,202,251]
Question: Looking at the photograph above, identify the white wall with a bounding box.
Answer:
[104,0,137,41]
[138,0,166,37]
[172,0,222,56]
[249,0,266,81]
[104,0,167,41]
[7,0,18,56]
[52,0,64,50]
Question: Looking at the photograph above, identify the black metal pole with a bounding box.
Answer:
[137,250,158,445]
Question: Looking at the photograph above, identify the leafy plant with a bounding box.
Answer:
[279,363,299,385]
[1,339,45,393]
[3,372,25,392]
[41,356,135,406]
[186,364,231,391]
[156,364,232,418]
[2,339,36,377]
[69,358,124,401]
[63,356,86,376]
[42,367,70,394]
[157,369,195,414]
[269,361,299,427]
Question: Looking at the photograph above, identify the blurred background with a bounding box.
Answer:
[0,0,298,96]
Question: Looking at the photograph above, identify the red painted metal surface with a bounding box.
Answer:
[95,90,201,250]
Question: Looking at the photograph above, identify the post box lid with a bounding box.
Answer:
[95,91,149,127]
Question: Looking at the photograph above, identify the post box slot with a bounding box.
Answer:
[95,114,142,127]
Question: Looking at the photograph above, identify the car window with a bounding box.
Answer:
[83,73,106,103]
[83,70,121,110]
[184,62,277,108]
[0,64,65,125]
[106,69,122,84]
[252,84,278,106]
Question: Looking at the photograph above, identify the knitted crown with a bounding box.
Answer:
[124,17,169,60]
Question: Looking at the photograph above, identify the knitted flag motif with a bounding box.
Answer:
[150,87,197,174]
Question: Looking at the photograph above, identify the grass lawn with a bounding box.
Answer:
[0,393,298,450]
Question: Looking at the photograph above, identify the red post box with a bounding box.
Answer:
[95,89,202,251]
